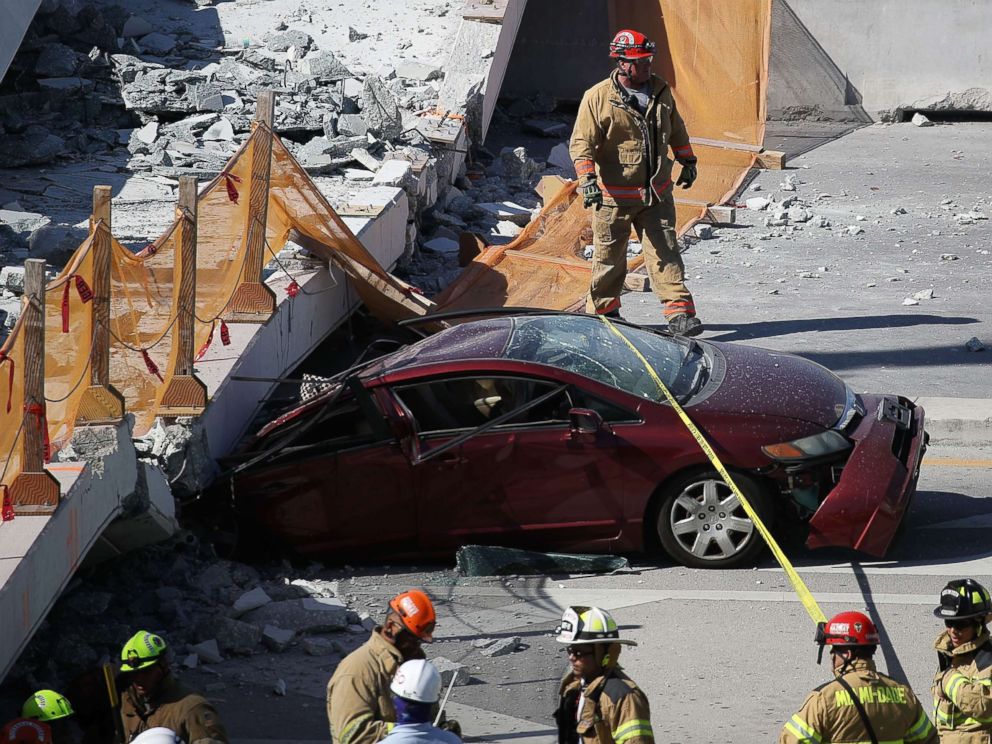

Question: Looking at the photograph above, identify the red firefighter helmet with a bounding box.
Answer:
[817,611,880,647]
[609,30,656,60]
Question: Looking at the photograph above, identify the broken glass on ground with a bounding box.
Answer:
[455,544,629,576]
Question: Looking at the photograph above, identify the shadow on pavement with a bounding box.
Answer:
[700,314,980,343]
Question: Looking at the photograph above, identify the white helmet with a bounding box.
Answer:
[555,606,637,646]
[390,659,442,704]
[130,728,184,744]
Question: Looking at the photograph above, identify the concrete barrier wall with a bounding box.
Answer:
[0,0,42,84]
[771,0,992,121]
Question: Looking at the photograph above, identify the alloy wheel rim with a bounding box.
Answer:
[668,479,755,560]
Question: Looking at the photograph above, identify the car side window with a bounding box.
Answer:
[393,376,571,435]
[568,388,641,424]
[264,398,384,456]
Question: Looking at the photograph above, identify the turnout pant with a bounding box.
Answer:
[585,191,695,317]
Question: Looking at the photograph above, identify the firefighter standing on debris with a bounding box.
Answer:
[931,578,992,742]
[118,630,228,744]
[553,606,654,744]
[780,610,936,744]
[570,29,703,336]
[327,590,460,744]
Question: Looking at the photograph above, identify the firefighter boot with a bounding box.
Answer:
[668,313,703,337]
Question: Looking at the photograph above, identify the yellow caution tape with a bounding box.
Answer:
[600,317,826,625]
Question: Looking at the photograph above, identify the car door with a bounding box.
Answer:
[389,373,633,552]
[234,388,416,556]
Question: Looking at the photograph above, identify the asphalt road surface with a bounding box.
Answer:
[205,441,992,744]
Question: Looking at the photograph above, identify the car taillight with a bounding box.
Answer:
[762,430,851,462]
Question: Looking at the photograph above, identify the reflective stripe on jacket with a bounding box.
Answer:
[327,628,423,744]
[779,659,937,744]
[557,669,654,744]
[569,71,693,207]
[932,628,992,742]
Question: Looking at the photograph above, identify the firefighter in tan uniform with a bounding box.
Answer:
[931,578,992,742]
[118,631,228,744]
[327,590,458,744]
[570,29,702,337]
[781,611,936,744]
[553,606,653,744]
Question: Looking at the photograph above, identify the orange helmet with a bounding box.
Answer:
[609,29,656,60]
[389,590,436,642]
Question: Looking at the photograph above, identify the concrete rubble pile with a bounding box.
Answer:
[0,0,557,332]
[2,537,385,694]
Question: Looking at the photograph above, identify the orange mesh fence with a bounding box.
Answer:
[0,308,27,512]
[45,231,97,451]
[436,1,771,314]
[1,121,420,500]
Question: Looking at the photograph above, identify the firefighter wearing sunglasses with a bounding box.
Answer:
[933,578,992,742]
[553,606,653,744]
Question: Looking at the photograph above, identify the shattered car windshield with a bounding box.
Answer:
[503,316,705,402]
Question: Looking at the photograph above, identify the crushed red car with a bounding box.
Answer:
[221,312,926,568]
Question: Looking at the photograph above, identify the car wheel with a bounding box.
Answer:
[654,470,773,569]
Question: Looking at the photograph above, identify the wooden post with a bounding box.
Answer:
[225,89,277,321]
[77,185,125,424]
[10,259,60,513]
[160,177,208,415]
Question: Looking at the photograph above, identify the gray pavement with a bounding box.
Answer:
[624,121,992,402]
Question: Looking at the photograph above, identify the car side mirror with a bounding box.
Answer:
[569,408,604,439]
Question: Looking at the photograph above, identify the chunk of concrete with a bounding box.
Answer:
[233,587,272,616]
[477,202,532,226]
[424,237,459,255]
[396,60,442,82]
[337,114,368,137]
[432,657,471,686]
[262,625,295,652]
[0,266,26,293]
[523,119,569,138]
[35,43,80,77]
[362,76,402,140]
[243,598,349,633]
[299,51,351,80]
[266,30,313,53]
[206,616,262,655]
[479,636,521,658]
[547,142,576,175]
[139,33,177,55]
[190,639,223,664]
[745,197,772,211]
[202,117,235,141]
[301,636,340,657]
[134,121,159,145]
[965,337,985,352]
[122,15,155,38]
[695,224,713,239]
[911,112,933,127]
[372,160,413,187]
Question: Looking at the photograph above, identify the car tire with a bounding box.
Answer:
[653,470,774,569]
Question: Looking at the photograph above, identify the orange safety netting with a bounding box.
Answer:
[435,0,772,314]
[1,123,419,511]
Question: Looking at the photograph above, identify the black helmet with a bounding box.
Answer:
[934,578,992,620]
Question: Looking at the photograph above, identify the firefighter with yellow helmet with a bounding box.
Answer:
[932,578,992,742]
[1,690,75,744]
[118,630,228,744]
[553,606,654,744]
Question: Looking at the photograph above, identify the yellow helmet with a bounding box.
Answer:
[121,630,168,671]
[554,606,637,646]
[22,690,74,721]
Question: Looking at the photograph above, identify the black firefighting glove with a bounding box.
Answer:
[438,719,462,737]
[676,158,698,189]
[580,180,603,211]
